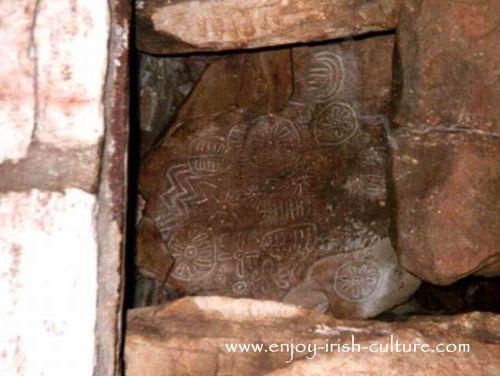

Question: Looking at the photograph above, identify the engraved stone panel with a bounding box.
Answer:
[284,238,421,319]
[137,0,401,54]
[139,35,410,309]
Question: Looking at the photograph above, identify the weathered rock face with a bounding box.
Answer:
[137,35,418,314]
[392,132,500,284]
[136,0,401,54]
[284,238,420,319]
[390,0,500,285]
[125,297,500,376]
[139,54,214,154]
[138,50,292,155]
[393,0,500,134]
[176,50,293,122]
[0,0,128,375]
[136,217,173,282]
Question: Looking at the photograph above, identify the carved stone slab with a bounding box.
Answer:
[284,238,421,318]
[136,0,400,54]
[139,36,398,307]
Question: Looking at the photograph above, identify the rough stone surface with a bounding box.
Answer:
[0,1,127,375]
[136,217,173,281]
[390,0,500,284]
[137,0,400,54]
[0,142,100,193]
[138,36,404,313]
[284,238,420,319]
[0,190,97,376]
[391,132,500,284]
[94,1,130,374]
[0,1,36,163]
[139,54,214,154]
[175,50,293,122]
[394,0,500,135]
[125,297,500,376]
[0,0,109,178]
[34,1,108,148]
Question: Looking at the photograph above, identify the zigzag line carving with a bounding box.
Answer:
[155,163,208,239]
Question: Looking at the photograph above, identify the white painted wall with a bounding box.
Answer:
[0,1,110,374]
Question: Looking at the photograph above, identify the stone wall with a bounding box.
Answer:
[0,1,128,375]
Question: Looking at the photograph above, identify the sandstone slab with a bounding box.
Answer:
[391,131,500,284]
[138,36,402,311]
[136,217,173,281]
[394,0,500,134]
[34,1,108,148]
[390,0,500,284]
[125,297,500,376]
[137,0,400,54]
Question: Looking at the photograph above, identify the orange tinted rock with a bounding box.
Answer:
[394,0,500,134]
[125,297,500,376]
[390,0,500,284]
[391,132,500,284]
[137,0,401,54]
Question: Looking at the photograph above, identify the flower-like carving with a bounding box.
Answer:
[333,261,380,302]
[314,102,358,146]
[244,116,301,173]
[168,226,216,282]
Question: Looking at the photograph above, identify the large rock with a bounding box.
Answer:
[392,132,500,284]
[137,35,414,313]
[284,238,420,319]
[136,0,401,54]
[125,297,500,376]
[390,0,500,284]
[393,0,500,134]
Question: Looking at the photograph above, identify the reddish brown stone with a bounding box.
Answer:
[138,36,402,309]
[125,297,500,376]
[394,0,500,134]
[391,132,500,284]
[390,0,500,284]
[136,0,401,54]
[176,50,293,122]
